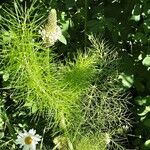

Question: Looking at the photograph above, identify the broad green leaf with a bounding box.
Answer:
[61,20,70,32]
[138,106,150,116]
[131,4,142,22]
[144,139,150,148]
[118,73,134,88]
[140,115,146,121]
[58,34,67,45]
[131,15,140,22]
[0,71,4,75]
[148,9,150,15]
[143,119,150,127]
[135,96,150,106]
[138,54,143,60]
[142,56,150,67]
[61,12,66,21]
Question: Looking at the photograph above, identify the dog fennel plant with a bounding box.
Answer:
[0,1,130,150]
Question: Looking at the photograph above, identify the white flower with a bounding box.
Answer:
[39,9,62,47]
[16,129,41,150]
[39,25,61,47]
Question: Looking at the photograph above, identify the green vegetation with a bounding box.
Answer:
[0,0,149,149]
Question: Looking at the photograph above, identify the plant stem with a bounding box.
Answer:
[84,0,88,49]
[2,108,16,139]
[60,111,74,150]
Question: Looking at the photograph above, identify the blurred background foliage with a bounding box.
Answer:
[0,0,150,149]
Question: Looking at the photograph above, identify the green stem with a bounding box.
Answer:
[60,111,74,150]
[2,108,16,139]
[84,0,88,49]
[40,127,46,150]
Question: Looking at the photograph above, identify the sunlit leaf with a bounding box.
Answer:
[119,73,134,88]
[58,34,67,45]
[131,15,140,22]
[135,96,150,106]
[142,55,150,67]
[138,106,150,116]
[144,139,150,148]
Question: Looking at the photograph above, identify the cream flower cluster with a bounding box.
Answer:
[40,25,61,47]
[39,9,61,47]
[16,129,41,150]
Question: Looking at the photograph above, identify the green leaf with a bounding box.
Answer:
[138,54,143,60]
[144,139,150,148]
[61,12,67,21]
[135,96,150,106]
[142,56,150,67]
[61,20,70,32]
[138,106,150,116]
[131,15,140,22]
[118,73,134,88]
[143,119,150,127]
[131,4,142,22]
[132,4,142,16]
[58,34,67,45]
